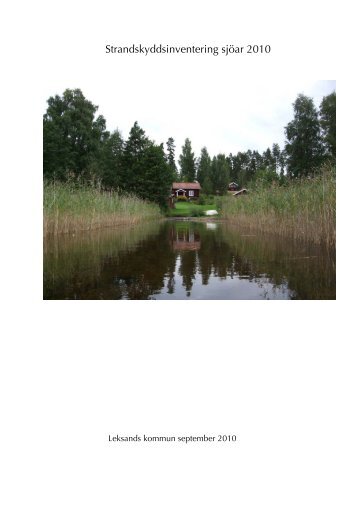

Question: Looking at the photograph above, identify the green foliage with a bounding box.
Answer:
[213,196,224,211]
[320,91,336,159]
[252,167,280,188]
[138,144,173,207]
[284,94,325,178]
[167,201,216,217]
[99,129,124,189]
[202,175,214,195]
[166,137,178,181]
[43,90,173,208]
[197,150,230,195]
[262,147,274,169]
[196,147,211,186]
[43,88,336,219]
[121,124,172,207]
[176,195,188,201]
[231,151,250,187]
[190,208,205,217]
[43,88,108,180]
[197,194,213,205]
[211,154,230,194]
[121,121,150,193]
[179,138,196,181]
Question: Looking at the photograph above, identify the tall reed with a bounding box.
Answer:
[220,169,335,246]
[44,181,162,235]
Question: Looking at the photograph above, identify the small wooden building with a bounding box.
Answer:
[172,182,201,199]
[233,188,248,197]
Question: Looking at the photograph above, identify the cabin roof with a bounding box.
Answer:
[233,188,248,195]
[172,182,201,190]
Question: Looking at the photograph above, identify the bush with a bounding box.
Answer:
[197,194,214,205]
[176,195,188,202]
[190,208,205,217]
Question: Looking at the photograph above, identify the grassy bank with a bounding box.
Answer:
[167,201,217,217]
[44,182,162,235]
[220,170,335,246]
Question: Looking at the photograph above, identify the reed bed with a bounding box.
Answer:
[220,170,336,247]
[44,181,162,235]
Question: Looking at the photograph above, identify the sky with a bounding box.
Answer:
[43,79,335,162]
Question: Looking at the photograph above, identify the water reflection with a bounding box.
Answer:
[44,220,335,300]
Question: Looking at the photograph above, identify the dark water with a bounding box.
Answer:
[43,220,335,300]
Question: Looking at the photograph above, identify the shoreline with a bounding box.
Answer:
[44,214,335,248]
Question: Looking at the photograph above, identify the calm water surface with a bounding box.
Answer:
[44,220,335,300]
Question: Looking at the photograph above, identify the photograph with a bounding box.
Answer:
[3,1,358,507]
[43,82,336,299]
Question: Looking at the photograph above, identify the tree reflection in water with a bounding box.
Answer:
[44,220,335,299]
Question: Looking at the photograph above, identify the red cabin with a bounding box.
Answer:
[172,182,201,199]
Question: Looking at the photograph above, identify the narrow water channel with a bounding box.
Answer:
[43,220,335,300]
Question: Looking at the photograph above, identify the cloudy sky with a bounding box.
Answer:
[44,77,335,162]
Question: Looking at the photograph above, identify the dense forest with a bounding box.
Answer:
[43,88,336,207]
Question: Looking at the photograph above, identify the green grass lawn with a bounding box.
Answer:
[167,201,218,217]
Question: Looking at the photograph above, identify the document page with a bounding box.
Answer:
[1,1,357,506]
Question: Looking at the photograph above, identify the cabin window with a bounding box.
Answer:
[189,190,194,197]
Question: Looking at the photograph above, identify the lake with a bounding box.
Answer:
[43,220,335,300]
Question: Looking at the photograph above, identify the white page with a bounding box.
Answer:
[1,0,357,506]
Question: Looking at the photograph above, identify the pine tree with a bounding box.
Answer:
[166,137,178,181]
[179,138,196,182]
[139,144,173,207]
[211,154,230,194]
[262,147,275,171]
[99,129,124,189]
[196,147,211,187]
[122,122,172,206]
[122,121,150,193]
[234,152,250,187]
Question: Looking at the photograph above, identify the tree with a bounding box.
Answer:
[166,137,178,181]
[179,138,196,181]
[262,147,275,171]
[43,88,108,180]
[227,153,235,181]
[122,122,172,206]
[284,94,324,177]
[319,91,336,160]
[121,121,150,193]
[245,150,261,180]
[254,167,279,187]
[211,154,230,194]
[234,151,250,187]
[99,129,124,189]
[196,147,211,187]
[272,143,281,173]
[138,144,173,207]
